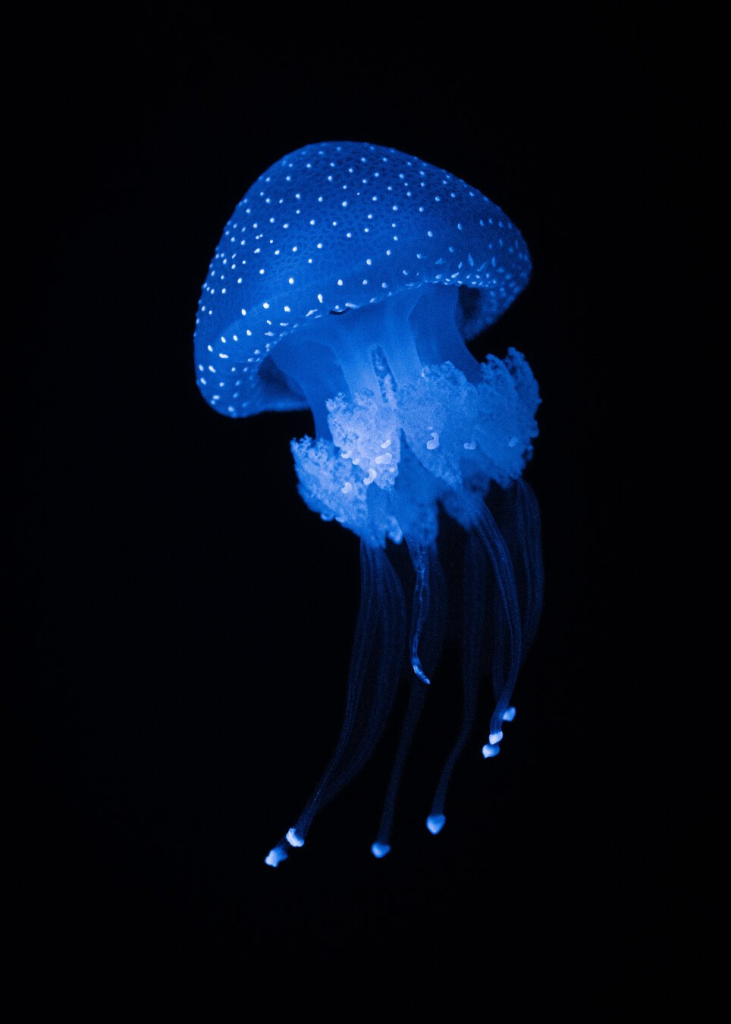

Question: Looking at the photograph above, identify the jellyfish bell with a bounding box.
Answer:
[194,141,543,865]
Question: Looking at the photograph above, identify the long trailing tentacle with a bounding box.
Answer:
[469,496,523,755]
[265,541,406,866]
[371,679,427,859]
[407,540,432,685]
[511,478,544,657]
[427,482,542,833]
[426,528,485,834]
[371,540,442,858]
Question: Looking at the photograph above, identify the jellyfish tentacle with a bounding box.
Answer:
[292,542,379,839]
[406,539,432,686]
[264,544,382,865]
[469,498,523,750]
[427,529,486,833]
[371,543,441,857]
[317,545,407,802]
[512,478,544,658]
[266,542,405,864]
[371,678,427,859]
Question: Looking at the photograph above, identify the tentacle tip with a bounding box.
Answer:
[489,730,504,744]
[371,842,391,859]
[411,659,431,685]
[265,845,288,867]
[502,706,517,722]
[285,827,305,848]
[482,742,501,759]
[426,814,446,835]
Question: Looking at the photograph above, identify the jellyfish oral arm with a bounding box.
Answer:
[274,286,539,555]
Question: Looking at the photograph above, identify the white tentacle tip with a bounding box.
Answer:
[265,845,288,867]
[286,827,305,848]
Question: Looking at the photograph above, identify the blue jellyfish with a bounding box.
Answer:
[194,142,542,866]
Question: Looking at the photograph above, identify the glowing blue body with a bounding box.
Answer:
[194,143,543,865]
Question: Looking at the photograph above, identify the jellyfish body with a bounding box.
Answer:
[194,142,542,865]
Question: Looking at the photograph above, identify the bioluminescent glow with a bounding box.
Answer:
[194,142,543,866]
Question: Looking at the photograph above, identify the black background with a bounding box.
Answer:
[10,5,724,1015]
